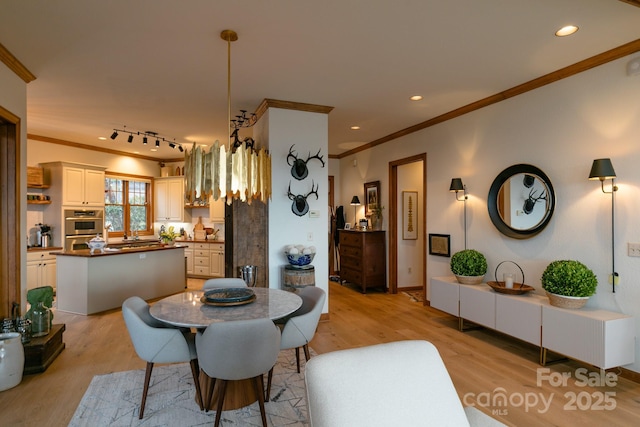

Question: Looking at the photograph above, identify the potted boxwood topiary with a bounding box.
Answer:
[450,249,487,285]
[541,260,597,309]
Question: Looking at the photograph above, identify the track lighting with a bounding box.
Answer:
[108,127,186,152]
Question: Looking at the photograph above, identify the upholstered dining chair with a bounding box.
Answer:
[196,318,281,427]
[202,277,247,289]
[122,296,204,419]
[266,286,325,401]
[304,340,507,427]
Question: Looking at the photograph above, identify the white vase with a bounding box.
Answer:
[0,332,25,391]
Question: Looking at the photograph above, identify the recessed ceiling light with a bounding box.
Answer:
[410,95,423,101]
[150,148,158,152]
[555,25,578,37]
[98,136,107,141]
[350,126,360,130]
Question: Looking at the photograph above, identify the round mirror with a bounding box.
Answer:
[487,164,555,239]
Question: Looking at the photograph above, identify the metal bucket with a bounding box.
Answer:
[239,265,258,287]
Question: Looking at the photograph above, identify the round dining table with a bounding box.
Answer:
[149,287,302,328]
[149,287,303,411]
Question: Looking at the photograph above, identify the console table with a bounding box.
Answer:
[430,276,635,369]
[339,230,386,293]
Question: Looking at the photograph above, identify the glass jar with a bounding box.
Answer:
[31,302,50,337]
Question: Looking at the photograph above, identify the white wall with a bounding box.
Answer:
[339,54,640,372]
[1,61,28,312]
[397,161,423,289]
[262,108,329,307]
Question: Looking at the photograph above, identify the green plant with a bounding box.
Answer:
[159,225,179,243]
[541,260,598,297]
[450,249,487,276]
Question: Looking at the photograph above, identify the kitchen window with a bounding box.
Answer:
[104,174,153,237]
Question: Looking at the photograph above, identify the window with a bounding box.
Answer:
[104,175,153,236]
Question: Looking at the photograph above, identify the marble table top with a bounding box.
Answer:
[149,288,302,328]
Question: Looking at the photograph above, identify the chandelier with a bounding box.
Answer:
[183,29,271,205]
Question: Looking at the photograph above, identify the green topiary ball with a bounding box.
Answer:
[541,260,598,297]
[450,249,488,276]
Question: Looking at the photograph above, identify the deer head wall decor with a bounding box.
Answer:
[523,188,546,215]
[287,144,325,180]
[287,181,319,216]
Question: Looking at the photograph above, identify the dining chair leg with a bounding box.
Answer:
[295,347,301,373]
[214,380,227,427]
[139,362,154,419]
[205,376,217,412]
[303,343,311,362]
[189,359,204,411]
[265,368,273,401]
[254,375,268,427]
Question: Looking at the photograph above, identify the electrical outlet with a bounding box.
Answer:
[307,232,313,241]
[628,242,640,257]
[408,267,412,274]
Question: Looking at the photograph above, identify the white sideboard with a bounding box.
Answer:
[430,276,635,369]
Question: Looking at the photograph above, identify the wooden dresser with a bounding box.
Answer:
[339,230,386,293]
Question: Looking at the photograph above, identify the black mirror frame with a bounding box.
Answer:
[487,164,555,239]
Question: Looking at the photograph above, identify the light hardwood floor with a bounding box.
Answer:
[1,280,639,426]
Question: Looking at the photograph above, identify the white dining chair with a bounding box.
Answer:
[122,296,204,419]
[266,286,325,401]
[196,318,281,427]
[202,277,247,289]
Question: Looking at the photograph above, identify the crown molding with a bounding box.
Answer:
[0,42,36,83]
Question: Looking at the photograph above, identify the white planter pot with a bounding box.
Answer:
[0,332,25,391]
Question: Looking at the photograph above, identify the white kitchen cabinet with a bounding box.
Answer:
[208,197,226,222]
[42,161,106,207]
[209,243,225,277]
[154,177,190,222]
[183,243,194,275]
[26,251,57,292]
[542,305,635,370]
[193,242,210,276]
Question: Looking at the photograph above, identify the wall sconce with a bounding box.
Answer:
[449,178,468,250]
[350,196,361,224]
[589,158,618,292]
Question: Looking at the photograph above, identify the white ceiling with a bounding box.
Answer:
[1,0,639,160]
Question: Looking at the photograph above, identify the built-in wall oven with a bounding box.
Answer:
[64,209,104,251]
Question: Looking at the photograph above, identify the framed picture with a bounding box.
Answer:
[429,234,451,257]
[364,181,380,216]
[402,191,418,240]
[344,223,352,230]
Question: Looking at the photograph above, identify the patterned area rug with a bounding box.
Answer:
[69,350,311,426]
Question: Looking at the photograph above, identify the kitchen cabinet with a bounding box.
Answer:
[26,251,57,292]
[208,197,226,222]
[154,177,190,222]
[41,162,106,207]
[183,241,225,278]
[209,243,225,276]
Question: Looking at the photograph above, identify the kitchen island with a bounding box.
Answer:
[55,244,186,315]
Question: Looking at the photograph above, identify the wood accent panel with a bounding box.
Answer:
[337,39,640,158]
[254,98,334,121]
[27,134,184,163]
[619,0,640,8]
[0,42,36,83]
[0,106,21,319]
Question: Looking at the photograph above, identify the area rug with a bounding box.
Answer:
[403,290,424,302]
[69,350,311,426]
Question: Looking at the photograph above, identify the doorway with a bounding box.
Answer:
[388,154,426,302]
[0,106,21,318]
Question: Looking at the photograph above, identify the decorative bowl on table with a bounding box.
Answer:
[285,244,316,268]
[87,235,107,254]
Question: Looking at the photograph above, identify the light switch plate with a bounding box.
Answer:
[309,210,320,218]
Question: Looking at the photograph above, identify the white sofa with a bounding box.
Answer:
[304,340,506,427]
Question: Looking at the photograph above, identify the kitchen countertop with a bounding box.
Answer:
[53,244,186,257]
[175,239,224,243]
[27,246,63,252]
